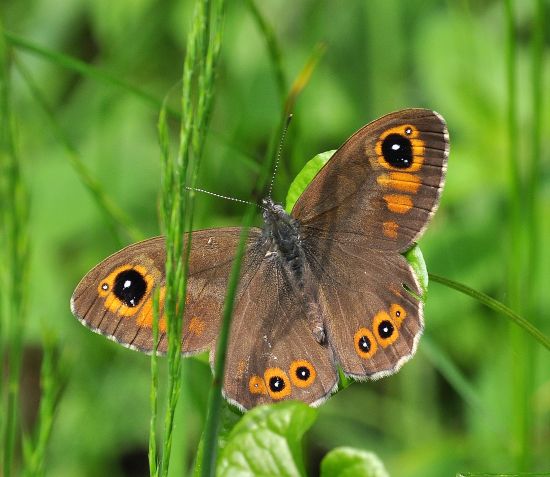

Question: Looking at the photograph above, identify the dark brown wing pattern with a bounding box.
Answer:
[221,257,338,410]
[293,109,448,252]
[292,109,448,380]
[71,228,261,355]
[71,109,448,410]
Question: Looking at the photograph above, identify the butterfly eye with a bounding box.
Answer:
[381,133,413,169]
[354,328,378,359]
[264,368,291,399]
[289,360,316,388]
[113,268,148,307]
[373,312,399,347]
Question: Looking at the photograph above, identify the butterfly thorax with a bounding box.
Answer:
[261,198,305,285]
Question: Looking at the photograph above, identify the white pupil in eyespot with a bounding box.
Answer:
[102,284,108,290]
[392,144,400,151]
[123,280,132,289]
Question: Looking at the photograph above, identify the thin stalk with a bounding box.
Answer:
[505,0,532,471]
[155,0,225,475]
[429,273,550,351]
[199,207,255,477]
[199,109,288,476]
[158,3,201,473]
[526,0,544,323]
[504,0,522,310]
[148,289,161,477]
[245,0,287,102]
[22,336,63,477]
[4,31,181,119]
[0,18,30,477]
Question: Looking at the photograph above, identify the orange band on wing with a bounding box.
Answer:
[377,172,421,193]
[383,221,399,239]
[383,194,413,214]
[136,287,166,331]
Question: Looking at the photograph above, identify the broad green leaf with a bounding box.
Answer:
[285,150,335,212]
[217,401,317,477]
[320,447,389,477]
[404,244,428,300]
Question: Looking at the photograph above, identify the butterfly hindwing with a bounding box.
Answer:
[305,238,423,378]
[221,257,338,410]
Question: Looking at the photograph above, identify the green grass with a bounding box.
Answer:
[1,1,549,476]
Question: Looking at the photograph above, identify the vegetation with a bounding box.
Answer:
[1,1,548,476]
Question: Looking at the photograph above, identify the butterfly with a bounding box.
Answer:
[71,108,449,411]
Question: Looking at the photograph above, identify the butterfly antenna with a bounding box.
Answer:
[267,114,293,199]
[185,187,266,211]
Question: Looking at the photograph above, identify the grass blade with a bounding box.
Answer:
[0,18,30,477]
[14,58,142,244]
[4,30,181,119]
[429,273,550,352]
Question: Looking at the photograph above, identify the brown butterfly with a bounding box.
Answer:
[71,108,449,411]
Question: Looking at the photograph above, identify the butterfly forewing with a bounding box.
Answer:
[292,109,448,253]
[71,228,261,354]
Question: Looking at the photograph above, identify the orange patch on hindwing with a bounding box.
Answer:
[289,360,316,388]
[383,194,413,214]
[390,303,407,326]
[264,368,291,399]
[383,221,399,239]
[249,375,267,395]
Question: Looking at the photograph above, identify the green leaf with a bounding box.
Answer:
[404,244,428,299]
[285,150,335,212]
[320,447,389,477]
[217,401,317,477]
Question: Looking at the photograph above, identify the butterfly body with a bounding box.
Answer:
[261,198,304,278]
[71,109,449,411]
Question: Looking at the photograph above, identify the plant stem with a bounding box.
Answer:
[429,273,550,352]
[0,17,30,477]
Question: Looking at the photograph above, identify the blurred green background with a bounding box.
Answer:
[1,0,549,476]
